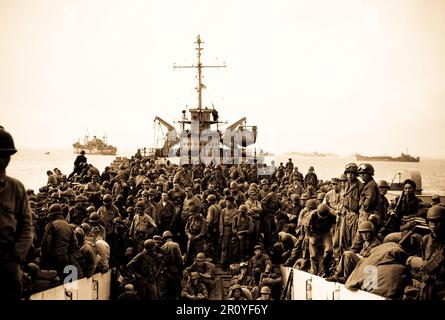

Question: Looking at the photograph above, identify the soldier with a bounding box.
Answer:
[67,195,88,225]
[249,245,272,286]
[92,226,110,273]
[304,166,318,189]
[160,231,183,300]
[145,189,160,226]
[232,205,254,262]
[126,239,163,300]
[324,178,342,213]
[378,180,391,224]
[84,174,101,208]
[245,187,263,248]
[228,284,249,300]
[306,203,336,276]
[351,163,381,251]
[68,150,87,179]
[129,201,157,253]
[185,205,207,265]
[290,167,304,185]
[41,204,78,277]
[260,183,281,248]
[415,206,445,299]
[386,179,423,233]
[0,127,33,300]
[219,196,237,267]
[432,195,441,206]
[209,165,227,192]
[87,212,106,240]
[73,227,96,278]
[230,181,246,208]
[327,221,381,283]
[338,163,363,255]
[259,179,270,200]
[206,194,221,260]
[184,252,215,292]
[285,158,294,172]
[257,286,272,300]
[97,194,121,241]
[157,192,176,234]
[173,165,193,189]
[182,187,202,223]
[181,271,208,300]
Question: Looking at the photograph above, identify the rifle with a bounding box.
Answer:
[383,191,405,230]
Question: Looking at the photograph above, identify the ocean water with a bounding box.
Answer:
[6,149,445,195]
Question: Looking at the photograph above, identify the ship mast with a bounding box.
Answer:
[173,35,226,110]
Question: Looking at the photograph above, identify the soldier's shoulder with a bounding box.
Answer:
[5,175,26,192]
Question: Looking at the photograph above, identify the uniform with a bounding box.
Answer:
[126,249,163,300]
[219,207,238,265]
[306,210,336,275]
[206,203,222,259]
[185,213,207,265]
[338,179,363,254]
[0,174,33,300]
[232,213,254,261]
[161,239,183,299]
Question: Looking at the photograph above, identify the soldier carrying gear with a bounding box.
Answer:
[160,230,183,300]
[184,252,215,292]
[126,239,163,300]
[249,245,272,286]
[257,286,272,300]
[219,196,238,267]
[130,201,157,253]
[0,127,33,300]
[206,194,221,261]
[181,271,208,300]
[185,205,207,266]
[232,205,254,262]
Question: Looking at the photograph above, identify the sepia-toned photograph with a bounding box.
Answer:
[1,0,444,308]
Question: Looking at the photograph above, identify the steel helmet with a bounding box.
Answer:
[306,199,318,210]
[196,252,206,262]
[86,206,96,214]
[231,284,242,291]
[427,205,445,221]
[144,239,156,250]
[230,181,238,188]
[0,127,17,155]
[290,194,300,202]
[344,163,358,174]
[358,221,375,233]
[207,194,217,203]
[75,195,88,202]
[317,203,331,217]
[148,189,156,195]
[142,190,150,197]
[189,272,200,280]
[80,223,92,234]
[300,193,309,200]
[48,204,63,217]
[89,212,101,223]
[143,178,150,185]
[50,192,59,199]
[378,180,390,189]
[260,286,272,294]
[74,227,85,240]
[260,179,269,185]
[135,201,145,209]
[358,163,375,175]
[103,194,112,203]
[162,230,173,239]
[317,193,326,201]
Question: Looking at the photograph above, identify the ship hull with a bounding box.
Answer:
[355,155,419,163]
[74,148,117,156]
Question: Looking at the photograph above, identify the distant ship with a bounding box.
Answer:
[73,134,117,155]
[355,153,420,163]
[286,151,337,157]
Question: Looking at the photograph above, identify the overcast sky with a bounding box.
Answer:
[1,0,445,157]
